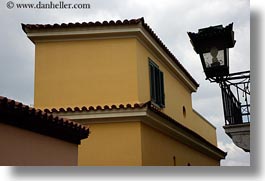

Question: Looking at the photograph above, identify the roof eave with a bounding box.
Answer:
[49,103,226,160]
[0,96,89,144]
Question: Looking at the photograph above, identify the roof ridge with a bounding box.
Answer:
[21,17,144,31]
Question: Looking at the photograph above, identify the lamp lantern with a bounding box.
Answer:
[188,24,236,79]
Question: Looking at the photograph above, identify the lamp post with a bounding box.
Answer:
[188,23,250,152]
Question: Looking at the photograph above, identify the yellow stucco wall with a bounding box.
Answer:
[140,123,219,166]
[77,119,218,166]
[34,36,217,144]
[33,34,219,165]
[136,40,217,145]
[35,38,138,109]
[78,121,142,166]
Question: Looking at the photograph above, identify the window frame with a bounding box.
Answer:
[149,58,165,108]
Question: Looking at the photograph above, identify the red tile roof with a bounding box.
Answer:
[44,102,148,113]
[22,18,199,88]
[0,96,89,144]
[44,101,226,157]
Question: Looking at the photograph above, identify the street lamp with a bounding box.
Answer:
[188,24,236,79]
[187,23,250,152]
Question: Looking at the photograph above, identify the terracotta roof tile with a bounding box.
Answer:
[0,96,89,144]
[44,102,148,113]
[22,18,199,88]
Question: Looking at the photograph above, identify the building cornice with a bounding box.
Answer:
[49,103,226,160]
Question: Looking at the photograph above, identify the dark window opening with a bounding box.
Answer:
[173,156,176,166]
[183,106,186,118]
[149,59,165,108]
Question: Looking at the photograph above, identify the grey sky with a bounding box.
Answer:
[0,0,250,166]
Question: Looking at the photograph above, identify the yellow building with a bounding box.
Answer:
[22,18,226,166]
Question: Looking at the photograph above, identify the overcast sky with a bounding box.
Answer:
[0,0,250,166]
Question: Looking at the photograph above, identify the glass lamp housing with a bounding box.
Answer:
[200,47,229,78]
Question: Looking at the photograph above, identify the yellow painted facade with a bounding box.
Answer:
[34,37,216,146]
[35,38,138,109]
[78,121,142,166]
[26,21,225,166]
[78,120,219,166]
[140,123,218,166]
[135,40,217,145]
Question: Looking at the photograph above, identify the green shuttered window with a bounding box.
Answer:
[149,59,165,108]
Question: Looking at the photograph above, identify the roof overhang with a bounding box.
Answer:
[0,96,89,144]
